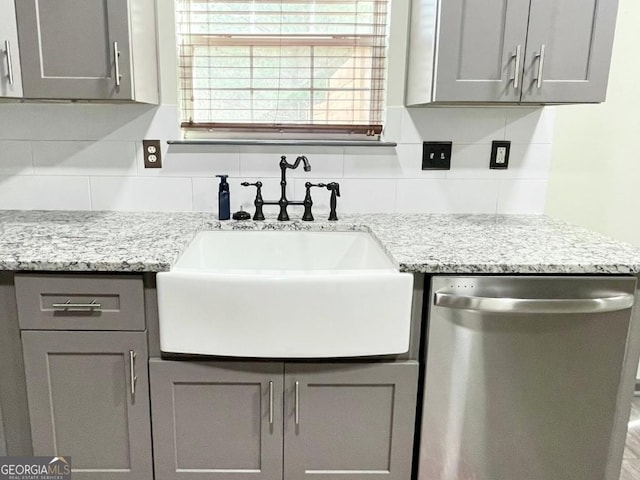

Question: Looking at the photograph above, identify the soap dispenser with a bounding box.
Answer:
[216,175,231,220]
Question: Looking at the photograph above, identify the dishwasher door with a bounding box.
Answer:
[418,276,637,480]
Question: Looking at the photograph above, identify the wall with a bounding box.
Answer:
[0,104,553,214]
[546,0,640,246]
[0,0,555,215]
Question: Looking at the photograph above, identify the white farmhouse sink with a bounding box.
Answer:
[157,230,414,358]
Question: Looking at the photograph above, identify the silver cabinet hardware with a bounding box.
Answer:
[113,42,121,87]
[51,299,102,311]
[536,44,546,89]
[268,381,274,425]
[129,350,137,396]
[4,41,14,85]
[512,45,521,89]
[434,292,634,314]
[294,381,300,425]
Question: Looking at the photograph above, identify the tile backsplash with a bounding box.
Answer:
[0,103,554,215]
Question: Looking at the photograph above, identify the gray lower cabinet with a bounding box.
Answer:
[22,331,153,480]
[150,359,284,480]
[284,363,418,480]
[0,402,6,456]
[150,359,418,480]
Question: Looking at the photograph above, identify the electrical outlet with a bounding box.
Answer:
[143,140,162,168]
[490,140,511,169]
[422,141,452,170]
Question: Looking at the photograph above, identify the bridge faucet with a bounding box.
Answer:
[243,155,311,221]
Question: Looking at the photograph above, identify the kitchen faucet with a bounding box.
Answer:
[243,155,310,221]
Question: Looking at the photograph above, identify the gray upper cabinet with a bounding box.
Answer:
[22,331,153,480]
[521,0,620,103]
[0,0,23,97]
[283,362,418,480]
[150,359,284,480]
[14,0,158,102]
[406,0,620,105]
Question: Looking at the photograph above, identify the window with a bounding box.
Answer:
[175,0,389,135]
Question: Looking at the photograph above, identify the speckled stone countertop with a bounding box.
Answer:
[1,210,640,274]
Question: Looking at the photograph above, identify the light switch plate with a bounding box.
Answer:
[422,141,452,170]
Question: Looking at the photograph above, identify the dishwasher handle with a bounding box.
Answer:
[434,292,634,314]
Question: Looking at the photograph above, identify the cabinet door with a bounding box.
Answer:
[22,331,152,480]
[0,402,6,456]
[0,0,23,97]
[521,0,620,102]
[15,0,132,99]
[284,362,418,480]
[150,359,284,480]
[433,0,530,102]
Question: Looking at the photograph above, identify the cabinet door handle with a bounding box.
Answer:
[511,44,521,89]
[4,41,14,85]
[535,44,546,89]
[268,381,274,425]
[51,300,102,311]
[129,350,137,397]
[113,42,121,87]
[294,381,300,426]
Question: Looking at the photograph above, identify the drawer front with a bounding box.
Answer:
[15,274,145,331]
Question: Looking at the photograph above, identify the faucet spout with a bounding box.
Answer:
[281,155,311,172]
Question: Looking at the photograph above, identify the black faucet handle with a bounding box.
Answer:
[241,181,263,188]
[240,181,265,221]
[305,182,326,190]
[302,183,326,222]
[327,182,340,197]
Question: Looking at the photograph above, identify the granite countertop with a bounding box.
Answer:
[1,210,640,274]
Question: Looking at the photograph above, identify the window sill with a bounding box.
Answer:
[166,139,398,147]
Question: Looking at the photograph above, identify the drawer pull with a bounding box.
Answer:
[268,381,274,425]
[5,40,14,85]
[51,300,102,311]
[129,350,137,397]
[295,381,300,426]
[113,41,121,87]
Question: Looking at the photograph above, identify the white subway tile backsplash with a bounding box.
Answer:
[343,147,402,178]
[0,104,35,140]
[0,176,91,210]
[142,144,241,177]
[328,179,396,214]
[396,179,500,213]
[507,143,552,179]
[192,177,289,214]
[240,146,343,179]
[395,143,447,179]
[33,141,137,176]
[84,104,159,141]
[505,107,555,144]
[90,177,193,211]
[381,107,403,143]
[0,102,554,214]
[497,179,547,214]
[29,104,90,141]
[0,141,33,174]
[401,107,507,144]
[445,144,497,180]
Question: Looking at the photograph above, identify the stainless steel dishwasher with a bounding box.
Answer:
[417,276,637,480]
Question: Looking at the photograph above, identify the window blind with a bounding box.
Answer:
[175,0,388,134]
